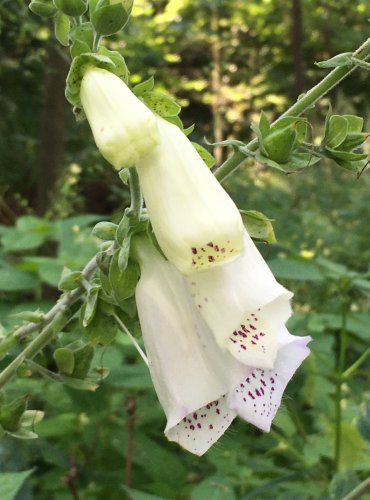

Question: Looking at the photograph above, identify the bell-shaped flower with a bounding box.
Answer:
[186,230,293,369]
[135,118,245,275]
[134,237,311,455]
[80,67,159,169]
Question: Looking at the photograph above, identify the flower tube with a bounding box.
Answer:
[186,230,293,369]
[80,67,159,169]
[135,118,244,274]
[134,237,310,455]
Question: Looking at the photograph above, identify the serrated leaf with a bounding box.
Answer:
[54,11,70,47]
[240,210,276,244]
[316,52,353,69]
[192,142,215,168]
[142,92,181,117]
[132,76,155,96]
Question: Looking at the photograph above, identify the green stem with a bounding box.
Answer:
[342,476,370,500]
[129,169,143,221]
[215,36,370,181]
[0,312,69,390]
[342,345,370,379]
[334,302,348,470]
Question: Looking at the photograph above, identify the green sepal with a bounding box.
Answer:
[142,92,181,117]
[82,286,100,327]
[54,11,70,46]
[334,159,368,173]
[324,147,367,162]
[70,22,94,59]
[0,398,27,432]
[71,343,94,379]
[53,0,88,16]
[324,115,348,148]
[119,168,130,184]
[65,49,128,108]
[259,110,270,138]
[270,116,307,143]
[263,127,298,163]
[53,347,75,375]
[315,52,353,69]
[340,133,367,151]
[92,221,117,241]
[251,122,268,156]
[109,250,139,305]
[91,2,130,36]
[116,215,130,245]
[20,410,45,427]
[29,0,58,17]
[255,152,319,173]
[240,210,276,244]
[132,76,155,97]
[82,305,117,345]
[192,142,215,168]
[96,249,112,275]
[11,309,44,323]
[343,115,364,134]
[118,237,131,272]
[58,267,82,291]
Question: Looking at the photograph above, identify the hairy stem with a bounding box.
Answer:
[215,36,370,181]
[129,168,143,221]
[334,302,348,470]
[343,476,370,500]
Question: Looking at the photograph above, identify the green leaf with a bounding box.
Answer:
[54,347,75,375]
[325,147,367,162]
[54,0,87,16]
[0,398,27,432]
[192,142,215,168]
[20,410,45,427]
[340,133,366,151]
[357,404,370,442]
[251,122,268,156]
[0,469,34,500]
[109,250,139,304]
[132,76,155,96]
[54,11,70,47]
[83,306,118,345]
[335,159,367,173]
[29,0,58,17]
[325,115,348,149]
[268,258,324,281]
[259,110,270,137]
[315,52,353,68]
[240,210,276,244]
[118,237,131,272]
[71,343,94,379]
[343,115,364,134]
[191,474,236,500]
[0,267,39,292]
[122,487,167,500]
[116,215,130,245]
[142,92,181,117]
[69,22,94,59]
[82,286,100,327]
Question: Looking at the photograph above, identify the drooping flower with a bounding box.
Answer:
[134,237,311,455]
[186,230,293,369]
[80,67,159,169]
[135,118,245,275]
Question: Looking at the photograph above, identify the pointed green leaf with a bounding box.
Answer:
[316,52,353,68]
[240,210,276,244]
[192,142,215,168]
[54,11,70,47]
[325,115,348,148]
[132,76,155,96]
[142,92,181,117]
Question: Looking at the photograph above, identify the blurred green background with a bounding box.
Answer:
[0,0,370,498]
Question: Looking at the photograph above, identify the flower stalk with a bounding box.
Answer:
[215,36,370,182]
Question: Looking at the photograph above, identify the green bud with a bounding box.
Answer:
[0,398,27,432]
[53,347,75,375]
[263,127,297,163]
[29,0,58,17]
[53,0,88,16]
[92,221,118,241]
[91,0,131,36]
[58,267,82,291]
[72,343,94,379]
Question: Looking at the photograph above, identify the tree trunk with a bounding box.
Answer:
[291,0,304,98]
[210,4,224,166]
[36,42,68,215]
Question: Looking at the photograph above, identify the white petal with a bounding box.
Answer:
[136,118,244,274]
[228,332,311,432]
[166,396,237,456]
[187,231,292,368]
[134,241,245,453]
[80,68,159,169]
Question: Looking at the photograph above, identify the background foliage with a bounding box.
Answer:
[0,0,370,498]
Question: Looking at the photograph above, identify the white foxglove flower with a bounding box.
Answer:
[186,230,293,369]
[135,118,244,275]
[134,238,310,455]
[80,68,159,169]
